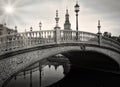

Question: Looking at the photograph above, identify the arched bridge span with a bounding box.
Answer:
[0,30,120,86]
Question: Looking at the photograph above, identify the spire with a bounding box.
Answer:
[55,10,59,27]
[97,20,101,34]
[30,26,33,31]
[15,26,18,33]
[39,22,42,30]
[64,9,71,30]
[66,9,68,15]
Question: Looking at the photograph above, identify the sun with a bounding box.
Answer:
[4,5,14,14]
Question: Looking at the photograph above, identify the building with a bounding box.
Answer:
[64,9,71,30]
[0,24,17,36]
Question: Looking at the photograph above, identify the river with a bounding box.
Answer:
[4,55,120,87]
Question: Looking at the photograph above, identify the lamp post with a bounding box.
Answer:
[74,2,80,40]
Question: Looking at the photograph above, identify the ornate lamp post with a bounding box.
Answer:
[74,2,80,40]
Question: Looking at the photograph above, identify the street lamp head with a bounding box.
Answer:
[74,3,80,13]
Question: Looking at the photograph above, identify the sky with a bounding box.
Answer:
[0,0,120,36]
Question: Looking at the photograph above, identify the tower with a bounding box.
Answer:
[64,9,71,30]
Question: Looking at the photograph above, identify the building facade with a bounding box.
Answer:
[0,24,17,36]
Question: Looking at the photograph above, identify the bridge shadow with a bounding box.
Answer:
[62,51,119,72]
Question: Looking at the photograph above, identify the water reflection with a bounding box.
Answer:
[4,54,120,87]
[5,55,70,87]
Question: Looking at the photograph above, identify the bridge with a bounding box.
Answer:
[0,27,120,86]
[0,9,120,86]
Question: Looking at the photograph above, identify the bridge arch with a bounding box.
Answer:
[0,43,120,87]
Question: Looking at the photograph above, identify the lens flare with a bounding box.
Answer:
[4,5,14,14]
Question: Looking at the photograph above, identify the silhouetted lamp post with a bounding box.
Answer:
[74,2,80,40]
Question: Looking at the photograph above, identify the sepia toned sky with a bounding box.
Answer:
[0,0,120,36]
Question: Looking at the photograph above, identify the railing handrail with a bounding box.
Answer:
[0,30,120,56]
[102,36,120,47]
[0,30,55,37]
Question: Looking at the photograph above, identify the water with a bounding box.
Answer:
[4,56,70,87]
[4,56,120,87]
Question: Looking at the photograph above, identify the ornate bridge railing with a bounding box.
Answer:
[0,29,120,56]
[60,30,98,42]
[102,36,120,50]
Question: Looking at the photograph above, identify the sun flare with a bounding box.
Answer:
[4,5,14,14]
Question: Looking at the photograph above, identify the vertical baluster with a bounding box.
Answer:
[16,34,18,48]
[30,32,32,46]
[45,31,47,43]
[19,34,21,48]
[67,31,68,41]
[47,31,50,43]
[28,33,30,46]
[26,33,28,47]
[41,31,43,43]
[0,38,1,53]
[39,32,41,44]
[6,36,8,51]
[20,34,23,48]
[2,37,4,52]
[23,33,26,47]
[64,31,65,41]
[51,31,53,42]
[14,34,16,49]
[23,33,25,47]
[35,32,37,45]
[48,31,50,43]
[21,34,23,47]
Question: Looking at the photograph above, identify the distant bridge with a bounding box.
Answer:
[0,29,120,86]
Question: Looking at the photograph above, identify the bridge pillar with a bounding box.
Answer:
[97,20,102,45]
[54,26,61,43]
[97,33,102,45]
[54,10,61,43]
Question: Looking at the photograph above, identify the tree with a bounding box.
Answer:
[103,32,111,38]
